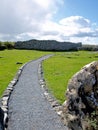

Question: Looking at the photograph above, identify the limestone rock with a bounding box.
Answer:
[15,39,82,51]
[62,61,98,130]
[0,107,4,130]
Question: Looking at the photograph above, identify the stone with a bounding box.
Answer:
[16,62,23,64]
[1,106,8,113]
[51,100,60,107]
[2,97,9,101]
[0,107,4,130]
[10,80,17,86]
[3,90,11,97]
[15,39,82,51]
[7,87,13,91]
[62,61,98,130]
[57,110,62,116]
[2,100,8,107]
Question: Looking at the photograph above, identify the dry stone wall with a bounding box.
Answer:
[15,39,82,51]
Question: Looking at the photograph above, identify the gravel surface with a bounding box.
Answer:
[7,55,68,130]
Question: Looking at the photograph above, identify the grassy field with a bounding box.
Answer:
[43,51,98,103]
[0,50,98,104]
[0,49,51,96]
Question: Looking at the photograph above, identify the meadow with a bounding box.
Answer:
[0,49,98,104]
[0,49,51,96]
[43,51,98,103]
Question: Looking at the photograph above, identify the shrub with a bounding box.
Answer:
[0,42,6,50]
[4,42,14,49]
[81,45,98,51]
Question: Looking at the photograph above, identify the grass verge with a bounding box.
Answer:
[43,51,98,103]
[0,49,51,96]
[1,50,98,103]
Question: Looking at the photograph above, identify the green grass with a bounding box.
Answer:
[0,49,51,96]
[1,50,98,104]
[43,51,98,104]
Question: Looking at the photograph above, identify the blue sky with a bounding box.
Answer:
[57,0,98,22]
[0,0,98,44]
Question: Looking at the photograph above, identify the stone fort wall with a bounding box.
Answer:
[15,39,82,51]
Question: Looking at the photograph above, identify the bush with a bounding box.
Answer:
[0,45,6,50]
[0,41,15,50]
[81,45,98,51]
[0,42,6,50]
[4,42,14,49]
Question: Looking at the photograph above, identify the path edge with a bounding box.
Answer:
[0,62,29,130]
[38,61,64,119]
[0,54,65,129]
[0,54,53,129]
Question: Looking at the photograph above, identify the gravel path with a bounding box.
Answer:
[7,55,68,130]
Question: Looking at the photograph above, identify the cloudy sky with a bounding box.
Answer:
[0,0,98,44]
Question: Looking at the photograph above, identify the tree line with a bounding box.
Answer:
[0,41,15,50]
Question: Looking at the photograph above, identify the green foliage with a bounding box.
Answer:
[0,41,6,50]
[90,112,97,129]
[81,44,98,51]
[4,41,15,49]
[85,111,98,130]
[43,51,98,103]
[0,41,15,50]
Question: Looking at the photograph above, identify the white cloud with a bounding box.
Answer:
[0,0,98,44]
[0,0,64,40]
[59,16,95,37]
[39,16,98,44]
[59,16,90,28]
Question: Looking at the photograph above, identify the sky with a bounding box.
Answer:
[0,0,98,44]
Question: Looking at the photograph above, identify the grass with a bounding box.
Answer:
[0,50,98,104]
[0,49,51,96]
[43,51,98,103]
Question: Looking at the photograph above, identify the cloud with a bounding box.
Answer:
[59,16,98,44]
[59,16,98,37]
[0,0,98,44]
[39,16,98,43]
[59,16,90,28]
[0,0,62,34]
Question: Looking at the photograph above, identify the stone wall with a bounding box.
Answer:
[62,61,98,130]
[15,39,82,51]
[0,63,27,130]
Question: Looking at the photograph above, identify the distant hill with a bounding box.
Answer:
[15,39,82,51]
